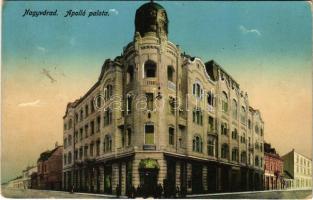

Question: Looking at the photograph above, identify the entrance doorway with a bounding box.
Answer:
[192,164,203,194]
[139,169,158,197]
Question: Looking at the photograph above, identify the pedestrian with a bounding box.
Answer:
[156,183,163,198]
[116,184,121,198]
[70,184,74,193]
[175,186,180,198]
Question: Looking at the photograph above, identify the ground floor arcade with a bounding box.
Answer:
[62,152,264,196]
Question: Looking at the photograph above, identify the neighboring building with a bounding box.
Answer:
[264,143,283,190]
[282,149,312,189]
[6,166,37,189]
[6,176,24,189]
[22,165,37,189]
[37,143,63,190]
[62,2,265,195]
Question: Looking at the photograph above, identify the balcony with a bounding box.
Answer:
[144,78,157,86]
[143,144,156,150]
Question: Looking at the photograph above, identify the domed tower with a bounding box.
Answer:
[134,1,168,39]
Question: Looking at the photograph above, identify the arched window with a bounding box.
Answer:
[126,94,132,115]
[127,65,134,83]
[144,123,154,145]
[64,154,67,165]
[167,65,175,82]
[240,106,246,123]
[241,151,247,163]
[127,128,132,146]
[232,99,237,119]
[221,143,229,159]
[192,82,203,98]
[144,60,157,78]
[222,92,228,113]
[207,135,216,157]
[192,135,202,153]
[232,128,238,140]
[232,148,239,161]
[192,108,203,125]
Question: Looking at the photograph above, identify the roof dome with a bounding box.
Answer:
[135,2,168,38]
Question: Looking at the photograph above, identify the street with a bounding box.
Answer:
[1,186,312,199]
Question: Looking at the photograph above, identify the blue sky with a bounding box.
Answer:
[1,1,312,183]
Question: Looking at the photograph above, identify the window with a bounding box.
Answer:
[64,154,67,165]
[90,99,95,113]
[64,138,67,148]
[260,128,263,136]
[67,135,72,145]
[192,82,203,98]
[232,99,237,119]
[241,151,247,163]
[146,93,154,111]
[96,140,100,156]
[192,108,203,125]
[96,116,101,132]
[221,122,228,135]
[127,65,134,84]
[169,127,175,145]
[221,144,229,159]
[79,147,83,159]
[232,148,239,162]
[85,124,89,138]
[127,128,132,146]
[68,152,72,164]
[240,133,246,143]
[79,128,83,141]
[241,106,246,124]
[222,92,228,113]
[255,156,259,166]
[255,125,259,134]
[80,109,83,121]
[127,94,132,115]
[208,116,214,132]
[192,135,202,153]
[169,97,176,115]
[74,131,78,143]
[248,120,251,129]
[85,105,89,117]
[232,129,238,140]
[90,143,94,157]
[74,150,78,161]
[144,60,157,78]
[207,91,214,106]
[207,135,216,157]
[104,108,113,126]
[106,85,113,100]
[84,145,88,157]
[167,65,175,82]
[69,119,72,129]
[90,121,95,135]
[145,124,154,144]
[75,113,78,123]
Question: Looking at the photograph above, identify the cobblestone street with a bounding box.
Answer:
[2,186,312,199]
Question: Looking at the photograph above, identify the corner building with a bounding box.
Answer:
[62,2,265,195]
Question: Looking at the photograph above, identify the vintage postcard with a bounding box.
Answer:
[1,1,312,199]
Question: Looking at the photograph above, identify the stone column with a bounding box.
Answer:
[112,163,119,194]
[202,165,208,192]
[175,161,181,188]
[132,159,140,188]
[187,163,192,193]
[158,158,167,185]
[99,165,104,193]
[121,162,126,195]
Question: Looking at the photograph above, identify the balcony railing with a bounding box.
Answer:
[144,78,157,86]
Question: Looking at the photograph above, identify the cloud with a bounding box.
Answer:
[36,46,46,52]
[109,9,119,15]
[18,100,43,107]
[239,25,261,36]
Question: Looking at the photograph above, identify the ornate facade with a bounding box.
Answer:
[62,2,265,195]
